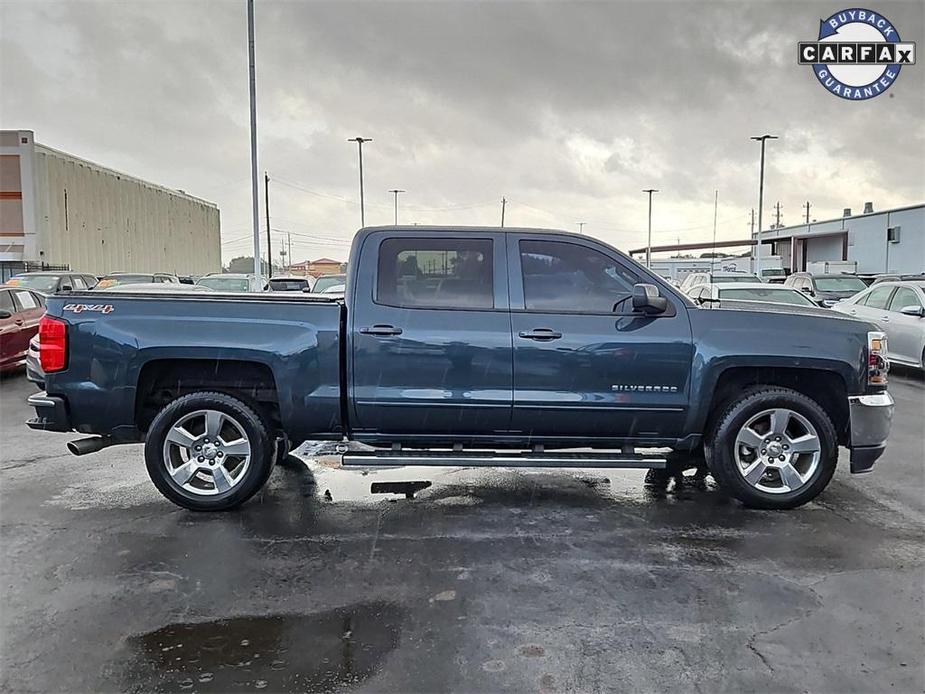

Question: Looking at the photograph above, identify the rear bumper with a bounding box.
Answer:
[26,392,72,432]
[847,392,894,473]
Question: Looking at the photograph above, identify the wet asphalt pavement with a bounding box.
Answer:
[1,371,924,693]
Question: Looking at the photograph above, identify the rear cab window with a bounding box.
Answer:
[376,237,494,309]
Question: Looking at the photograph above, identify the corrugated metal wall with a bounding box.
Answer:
[32,146,221,275]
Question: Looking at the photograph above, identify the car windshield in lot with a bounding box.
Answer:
[312,275,346,293]
[715,274,760,283]
[815,276,867,292]
[196,277,251,292]
[5,274,60,292]
[719,287,816,306]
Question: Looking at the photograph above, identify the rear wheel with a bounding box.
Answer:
[706,386,837,509]
[144,391,274,511]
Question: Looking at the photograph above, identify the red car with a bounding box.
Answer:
[0,287,45,372]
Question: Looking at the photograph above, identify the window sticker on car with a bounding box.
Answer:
[62,303,115,314]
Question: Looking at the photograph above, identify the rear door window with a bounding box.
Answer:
[12,290,38,311]
[0,290,14,313]
[519,239,637,313]
[862,285,894,309]
[72,276,87,289]
[377,237,494,309]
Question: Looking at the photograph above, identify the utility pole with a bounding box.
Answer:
[287,232,292,270]
[749,208,755,238]
[246,0,262,287]
[710,189,718,273]
[642,189,658,268]
[388,189,405,225]
[804,201,811,224]
[348,137,372,227]
[264,171,272,278]
[773,201,782,229]
[500,197,507,227]
[577,222,586,235]
[750,134,777,276]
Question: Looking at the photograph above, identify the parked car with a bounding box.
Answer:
[679,271,761,294]
[311,274,347,294]
[25,334,43,388]
[833,281,925,369]
[28,226,894,513]
[759,268,788,284]
[783,272,869,307]
[95,273,180,289]
[266,275,314,292]
[688,282,819,308]
[871,273,925,285]
[4,271,98,294]
[195,273,261,292]
[0,286,45,372]
[96,283,214,294]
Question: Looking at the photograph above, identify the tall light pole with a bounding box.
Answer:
[642,189,658,268]
[750,134,777,276]
[577,222,586,235]
[246,0,262,286]
[348,137,372,227]
[389,189,406,225]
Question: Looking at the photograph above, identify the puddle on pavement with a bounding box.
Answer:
[122,601,402,693]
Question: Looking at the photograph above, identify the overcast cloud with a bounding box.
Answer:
[2,0,923,263]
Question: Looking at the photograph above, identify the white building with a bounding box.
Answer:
[756,202,924,275]
[0,130,221,275]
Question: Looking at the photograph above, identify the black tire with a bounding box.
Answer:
[144,391,274,511]
[705,386,838,509]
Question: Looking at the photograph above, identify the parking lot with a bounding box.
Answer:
[0,368,922,693]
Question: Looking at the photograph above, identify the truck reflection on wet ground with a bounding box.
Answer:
[121,602,403,693]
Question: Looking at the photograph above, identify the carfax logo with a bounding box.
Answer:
[798,8,916,99]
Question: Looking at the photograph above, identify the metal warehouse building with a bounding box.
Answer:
[1,130,221,276]
[756,202,924,275]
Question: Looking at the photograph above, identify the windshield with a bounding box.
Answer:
[715,275,760,283]
[815,276,867,292]
[196,277,251,292]
[313,275,345,293]
[761,269,785,277]
[268,279,308,291]
[6,275,60,292]
[720,287,816,306]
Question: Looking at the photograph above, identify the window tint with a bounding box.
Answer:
[863,285,894,309]
[31,291,46,307]
[0,290,14,313]
[83,275,98,288]
[520,240,637,313]
[12,290,38,310]
[377,237,493,309]
[889,287,922,312]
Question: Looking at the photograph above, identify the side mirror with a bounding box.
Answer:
[301,286,314,293]
[900,305,925,318]
[0,309,11,319]
[632,283,668,314]
[800,286,812,294]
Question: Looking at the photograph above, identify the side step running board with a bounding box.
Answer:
[342,450,666,469]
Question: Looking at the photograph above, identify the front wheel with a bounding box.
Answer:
[706,386,838,509]
[144,391,274,511]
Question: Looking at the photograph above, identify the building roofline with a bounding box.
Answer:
[758,201,923,235]
[33,140,219,209]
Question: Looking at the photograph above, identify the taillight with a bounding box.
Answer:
[39,315,68,373]
[867,331,888,387]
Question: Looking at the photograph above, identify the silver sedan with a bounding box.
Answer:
[833,280,925,369]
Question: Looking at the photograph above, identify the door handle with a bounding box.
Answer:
[880,316,890,323]
[359,324,403,336]
[518,328,562,341]
[14,319,23,326]
[848,309,857,315]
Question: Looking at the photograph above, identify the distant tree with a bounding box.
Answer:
[226,256,280,275]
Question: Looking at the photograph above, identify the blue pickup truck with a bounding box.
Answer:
[27,226,894,511]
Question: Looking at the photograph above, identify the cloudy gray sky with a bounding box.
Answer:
[2,0,923,264]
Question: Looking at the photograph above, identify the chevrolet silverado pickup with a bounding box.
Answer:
[27,226,894,511]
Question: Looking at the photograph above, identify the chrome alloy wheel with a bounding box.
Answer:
[161,409,251,496]
[733,408,821,495]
